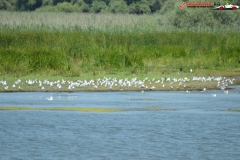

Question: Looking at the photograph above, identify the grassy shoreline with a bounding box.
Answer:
[1,70,239,92]
[1,12,239,91]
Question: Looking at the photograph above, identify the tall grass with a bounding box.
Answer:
[1,11,240,33]
[0,12,240,76]
[1,30,240,76]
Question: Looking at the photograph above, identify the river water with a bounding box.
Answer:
[1,86,240,159]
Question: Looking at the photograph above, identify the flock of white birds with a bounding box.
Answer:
[0,76,235,96]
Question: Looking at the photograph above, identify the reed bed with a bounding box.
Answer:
[0,11,240,77]
[0,11,167,32]
[2,11,239,32]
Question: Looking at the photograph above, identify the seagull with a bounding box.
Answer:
[18,86,22,90]
[150,86,155,90]
[4,85,8,91]
[186,90,190,94]
[45,96,53,101]
[212,94,216,97]
[224,90,228,94]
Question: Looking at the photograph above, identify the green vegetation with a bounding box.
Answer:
[1,25,240,77]
[0,11,240,79]
[0,0,168,13]
[1,0,240,14]
[1,29,239,77]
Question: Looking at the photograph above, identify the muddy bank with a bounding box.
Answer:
[1,76,239,92]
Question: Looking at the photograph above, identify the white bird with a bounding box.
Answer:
[186,90,190,94]
[45,96,53,101]
[150,86,155,90]
[190,69,193,73]
[224,90,228,94]
[4,85,8,91]
[18,86,22,90]
[212,94,216,97]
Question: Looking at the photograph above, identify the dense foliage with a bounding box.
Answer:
[0,0,166,13]
[1,0,240,14]
[1,0,240,27]
[0,0,240,76]
[1,29,240,76]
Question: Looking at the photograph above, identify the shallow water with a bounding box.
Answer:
[1,87,240,159]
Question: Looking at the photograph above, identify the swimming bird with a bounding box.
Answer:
[212,94,216,97]
[45,96,53,101]
[224,90,228,94]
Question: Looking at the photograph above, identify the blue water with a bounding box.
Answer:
[1,87,240,159]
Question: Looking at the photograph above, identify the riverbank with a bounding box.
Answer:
[1,13,240,91]
[1,71,239,92]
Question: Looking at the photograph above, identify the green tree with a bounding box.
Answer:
[80,2,90,12]
[124,0,141,5]
[42,0,54,6]
[56,2,80,12]
[16,0,43,11]
[101,0,111,5]
[70,0,90,12]
[0,0,16,10]
[159,0,176,14]
[109,0,129,13]
[149,0,161,13]
[92,0,107,13]
[83,0,93,5]
[170,9,188,28]
[212,11,237,25]
[129,0,151,14]
[73,0,85,6]
[51,0,71,5]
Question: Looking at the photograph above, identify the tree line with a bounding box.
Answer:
[0,0,168,14]
[1,0,240,30]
